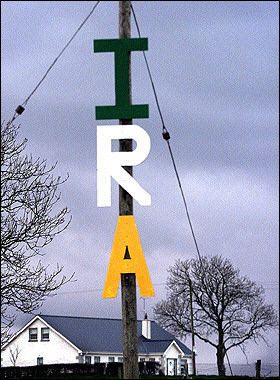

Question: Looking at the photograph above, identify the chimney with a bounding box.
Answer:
[142,313,151,339]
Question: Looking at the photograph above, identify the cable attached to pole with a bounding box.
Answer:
[7,1,101,126]
[131,4,203,264]
[131,5,166,134]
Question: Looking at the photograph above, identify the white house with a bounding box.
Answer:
[1,314,193,376]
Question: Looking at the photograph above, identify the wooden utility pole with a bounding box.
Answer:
[119,1,139,379]
[189,279,196,376]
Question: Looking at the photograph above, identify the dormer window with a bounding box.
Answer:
[41,327,49,341]
[29,328,38,341]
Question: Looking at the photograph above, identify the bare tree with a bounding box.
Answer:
[153,255,278,376]
[9,345,22,366]
[1,122,74,345]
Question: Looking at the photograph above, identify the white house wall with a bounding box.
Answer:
[164,342,193,376]
[1,319,79,367]
[165,343,181,359]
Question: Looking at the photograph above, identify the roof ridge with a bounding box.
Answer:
[144,339,173,342]
[40,314,122,321]
[39,314,155,322]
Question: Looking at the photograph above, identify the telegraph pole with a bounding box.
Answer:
[189,279,196,376]
[119,1,139,379]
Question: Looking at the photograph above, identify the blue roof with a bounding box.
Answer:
[38,315,191,355]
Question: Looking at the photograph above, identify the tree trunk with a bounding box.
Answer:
[216,346,226,376]
[217,325,226,376]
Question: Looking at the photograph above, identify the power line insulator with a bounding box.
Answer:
[162,131,170,141]
[15,105,25,115]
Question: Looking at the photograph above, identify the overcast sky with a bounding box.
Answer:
[1,1,279,367]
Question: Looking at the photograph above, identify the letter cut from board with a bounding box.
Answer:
[97,124,151,207]
[103,215,155,298]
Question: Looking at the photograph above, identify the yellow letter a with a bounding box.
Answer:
[103,215,155,298]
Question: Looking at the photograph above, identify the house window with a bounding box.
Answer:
[94,356,100,363]
[108,357,115,362]
[85,356,91,364]
[41,328,49,341]
[118,357,123,363]
[29,328,38,341]
[37,357,43,365]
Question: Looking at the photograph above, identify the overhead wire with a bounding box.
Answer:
[49,282,280,296]
[130,6,166,133]
[7,0,101,127]
[55,283,167,296]
[131,4,203,265]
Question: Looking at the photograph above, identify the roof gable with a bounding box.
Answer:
[2,315,81,353]
[2,315,39,349]
[164,340,184,356]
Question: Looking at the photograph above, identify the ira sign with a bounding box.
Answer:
[94,37,154,298]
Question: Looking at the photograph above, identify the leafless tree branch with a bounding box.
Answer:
[153,255,278,376]
[1,122,75,345]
